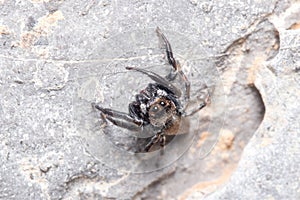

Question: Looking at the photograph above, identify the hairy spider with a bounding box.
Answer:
[94,27,209,152]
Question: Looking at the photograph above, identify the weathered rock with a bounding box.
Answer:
[0,0,299,199]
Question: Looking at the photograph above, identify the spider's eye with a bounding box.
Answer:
[160,101,166,106]
[152,106,159,112]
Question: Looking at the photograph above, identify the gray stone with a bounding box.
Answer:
[0,0,299,199]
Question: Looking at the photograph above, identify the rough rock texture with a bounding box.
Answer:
[0,0,299,200]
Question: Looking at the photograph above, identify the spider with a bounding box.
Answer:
[94,27,209,152]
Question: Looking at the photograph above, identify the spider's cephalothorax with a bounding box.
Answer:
[95,27,208,152]
[129,82,181,128]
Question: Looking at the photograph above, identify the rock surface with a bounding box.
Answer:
[0,0,299,199]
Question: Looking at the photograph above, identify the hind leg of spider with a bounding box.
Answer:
[156,27,191,101]
[94,104,142,131]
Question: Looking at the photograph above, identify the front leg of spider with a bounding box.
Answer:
[94,104,142,131]
[156,27,191,102]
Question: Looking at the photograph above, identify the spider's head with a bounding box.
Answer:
[148,97,178,127]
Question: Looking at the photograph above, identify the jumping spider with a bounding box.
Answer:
[94,27,209,152]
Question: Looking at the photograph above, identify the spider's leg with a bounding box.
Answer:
[156,27,177,81]
[182,101,206,117]
[126,67,181,97]
[105,116,141,131]
[95,105,142,125]
[95,105,142,131]
[177,62,191,101]
[156,27,190,101]
[182,92,210,117]
[159,134,166,155]
[156,27,176,70]
[144,133,161,152]
[159,134,166,147]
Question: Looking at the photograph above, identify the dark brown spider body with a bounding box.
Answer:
[94,27,208,152]
[129,82,182,129]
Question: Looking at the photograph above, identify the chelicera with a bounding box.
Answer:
[94,27,209,152]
